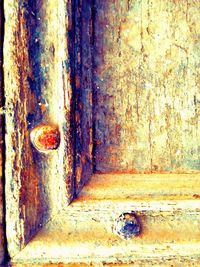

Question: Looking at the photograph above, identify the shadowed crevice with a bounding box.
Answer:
[0,0,10,265]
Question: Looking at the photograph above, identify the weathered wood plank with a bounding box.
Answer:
[0,0,5,265]
[4,0,75,257]
[93,0,200,173]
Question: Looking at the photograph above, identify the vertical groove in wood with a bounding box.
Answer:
[4,0,75,257]
[0,0,5,264]
[64,0,76,203]
[74,0,93,194]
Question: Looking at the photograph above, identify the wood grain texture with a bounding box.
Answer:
[93,0,200,173]
[4,0,75,258]
[0,0,5,264]
[77,173,200,200]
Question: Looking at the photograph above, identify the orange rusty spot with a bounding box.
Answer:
[75,75,80,88]
[76,166,82,184]
[30,125,60,153]
[81,154,86,165]
[40,103,47,114]
[76,111,81,123]
[152,165,159,172]
[95,139,102,145]
[193,194,200,199]
[144,169,153,174]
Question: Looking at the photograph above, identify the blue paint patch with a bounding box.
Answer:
[63,59,70,70]
[185,159,200,170]
[27,112,35,126]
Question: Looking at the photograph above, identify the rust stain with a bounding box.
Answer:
[75,75,80,88]
[30,125,60,152]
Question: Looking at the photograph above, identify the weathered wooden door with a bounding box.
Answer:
[1,0,200,266]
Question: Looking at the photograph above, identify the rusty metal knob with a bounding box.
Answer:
[30,124,60,153]
[113,212,140,239]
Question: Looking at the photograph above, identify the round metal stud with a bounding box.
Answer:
[30,124,60,153]
[113,212,141,239]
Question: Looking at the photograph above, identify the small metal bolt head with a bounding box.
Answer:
[113,212,140,239]
[30,124,60,153]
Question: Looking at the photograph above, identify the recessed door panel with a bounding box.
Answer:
[93,0,200,173]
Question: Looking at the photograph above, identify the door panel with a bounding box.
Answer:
[93,0,200,173]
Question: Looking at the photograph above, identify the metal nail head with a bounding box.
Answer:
[30,124,60,153]
[113,212,141,239]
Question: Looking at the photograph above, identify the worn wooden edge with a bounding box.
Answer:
[62,0,76,204]
[77,173,200,201]
[8,258,200,267]
[0,0,5,265]
[4,0,46,256]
